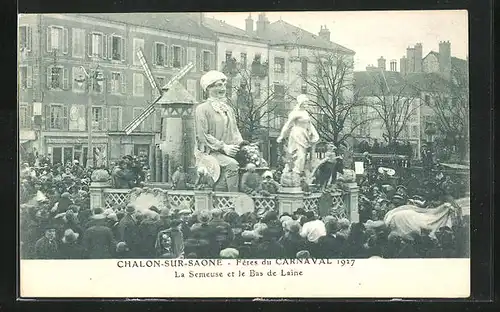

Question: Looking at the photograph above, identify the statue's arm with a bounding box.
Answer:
[278,113,295,141]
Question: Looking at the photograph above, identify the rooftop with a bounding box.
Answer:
[80,13,217,40]
[201,16,267,43]
[260,20,355,54]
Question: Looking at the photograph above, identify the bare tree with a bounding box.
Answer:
[361,71,423,145]
[426,65,469,161]
[301,51,372,146]
[222,57,287,141]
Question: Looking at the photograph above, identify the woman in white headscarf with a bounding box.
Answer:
[277,94,320,174]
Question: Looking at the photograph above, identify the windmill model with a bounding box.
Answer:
[123,48,196,183]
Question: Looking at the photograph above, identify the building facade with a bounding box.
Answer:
[18,13,216,166]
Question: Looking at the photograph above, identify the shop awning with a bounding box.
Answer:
[20,130,36,144]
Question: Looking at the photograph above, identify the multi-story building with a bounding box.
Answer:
[241,13,355,163]
[353,41,468,159]
[18,13,217,166]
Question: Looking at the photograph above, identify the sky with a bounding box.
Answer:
[205,11,468,71]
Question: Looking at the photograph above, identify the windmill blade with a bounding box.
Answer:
[122,62,195,135]
[137,48,162,96]
[123,95,162,135]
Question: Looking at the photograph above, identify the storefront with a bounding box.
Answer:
[43,134,108,167]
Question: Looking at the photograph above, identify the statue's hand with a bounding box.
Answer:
[223,144,239,157]
[276,137,283,144]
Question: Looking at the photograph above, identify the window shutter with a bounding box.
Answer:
[63,67,69,90]
[102,35,107,59]
[46,26,52,52]
[102,106,108,131]
[107,36,112,60]
[44,104,51,130]
[27,26,32,51]
[181,47,186,66]
[121,72,127,94]
[155,109,162,133]
[196,51,201,73]
[163,45,168,66]
[63,28,69,54]
[152,43,157,65]
[107,73,112,93]
[27,66,33,88]
[46,66,52,89]
[87,33,92,57]
[169,45,174,67]
[210,52,215,70]
[63,105,69,131]
[121,38,126,62]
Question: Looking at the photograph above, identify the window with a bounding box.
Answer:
[274,57,285,73]
[411,125,419,138]
[187,47,197,70]
[225,51,232,63]
[424,94,430,105]
[49,104,66,130]
[109,106,122,131]
[173,46,182,68]
[47,66,68,90]
[301,85,307,94]
[301,58,308,76]
[154,42,167,66]
[133,73,144,96]
[47,26,68,53]
[110,72,122,94]
[72,28,85,58]
[152,76,165,99]
[92,70,104,93]
[203,51,212,71]
[19,26,32,51]
[241,53,247,69]
[92,107,104,131]
[254,82,261,99]
[133,108,145,131]
[52,147,75,166]
[274,83,285,101]
[187,79,197,99]
[19,66,33,89]
[133,38,145,65]
[19,105,30,129]
[111,36,124,61]
[72,67,86,92]
[90,33,103,57]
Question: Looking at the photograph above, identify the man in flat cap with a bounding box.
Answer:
[195,70,244,192]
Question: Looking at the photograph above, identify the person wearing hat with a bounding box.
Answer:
[195,70,244,192]
[82,209,116,259]
[207,208,234,256]
[59,229,84,259]
[278,220,307,259]
[115,204,139,257]
[34,222,59,259]
[240,163,262,195]
[277,94,319,175]
[261,170,280,195]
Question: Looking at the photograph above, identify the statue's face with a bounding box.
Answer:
[207,79,227,99]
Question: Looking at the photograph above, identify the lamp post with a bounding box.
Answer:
[74,64,104,169]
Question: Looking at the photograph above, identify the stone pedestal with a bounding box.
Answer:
[278,187,305,215]
[89,181,111,210]
[344,182,360,222]
[194,190,213,212]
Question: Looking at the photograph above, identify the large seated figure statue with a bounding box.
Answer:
[195,70,244,192]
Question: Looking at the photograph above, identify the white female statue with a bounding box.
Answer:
[277,94,320,175]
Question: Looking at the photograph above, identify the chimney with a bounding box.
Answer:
[406,46,416,72]
[245,14,253,33]
[318,25,331,41]
[256,13,267,36]
[366,64,377,71]
[377,56,386,71]
[439,40,452,79]
[197,13,204,26]
[400,56,407,75]
[414,43,423,72]
[390,59,397,72]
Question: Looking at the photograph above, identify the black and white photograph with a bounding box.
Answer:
[18,10,471,298]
